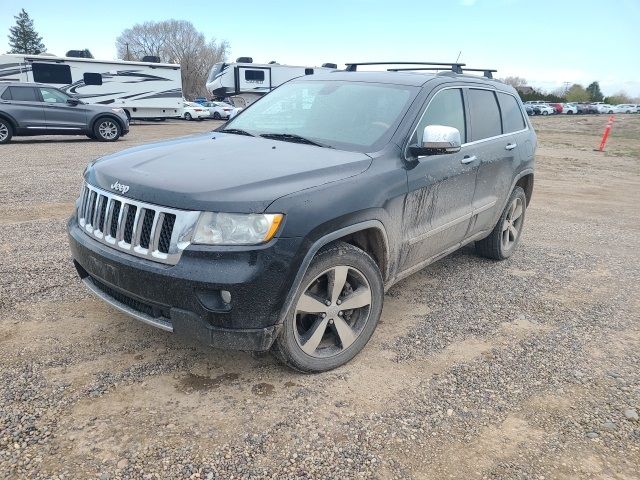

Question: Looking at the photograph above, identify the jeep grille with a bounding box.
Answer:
[77,183,200,265]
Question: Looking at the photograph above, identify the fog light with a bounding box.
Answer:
[221,290,232,304]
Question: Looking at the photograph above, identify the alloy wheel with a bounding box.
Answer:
[501,197,524,251]
[98,121,118,140]
[294,265,372,358]
[0,123,8,142]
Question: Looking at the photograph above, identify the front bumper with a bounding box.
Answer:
[68,217,303,351]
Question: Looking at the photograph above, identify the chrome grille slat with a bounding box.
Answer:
[76,183,200,266]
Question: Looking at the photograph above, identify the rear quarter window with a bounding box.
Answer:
[8,86,38,102]
[468,89,502,141]
[0,88,11,100]
[497,92,526,133]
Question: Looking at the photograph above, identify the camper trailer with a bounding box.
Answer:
[205,58,337,107]
[0,54,183,120]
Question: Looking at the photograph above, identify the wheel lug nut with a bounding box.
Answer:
[321,313,326,318]
[325,300,331,306]
[329,319,334,325]
[336,300,342,305]
[338,311,343,316]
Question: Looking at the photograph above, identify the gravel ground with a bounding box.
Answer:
[1,116,639,479]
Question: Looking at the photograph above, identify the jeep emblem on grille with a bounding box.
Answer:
[110,181,130,194]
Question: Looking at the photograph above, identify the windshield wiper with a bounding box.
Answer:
[220,128,255,137]
[259,133,332,148]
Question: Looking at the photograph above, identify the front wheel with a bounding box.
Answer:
[542,110,548,115]
[475,186,527,260]
[213,111,222,120]
[184,112,192,121]
[272,242,383,373]
[93,118,121,142]
[567,110,573,115]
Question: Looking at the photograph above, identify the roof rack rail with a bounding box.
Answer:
[345,61,465,74]
[461,68,497,79]
[387,66,498,79]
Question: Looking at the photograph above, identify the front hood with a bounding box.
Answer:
[86,132,372,212]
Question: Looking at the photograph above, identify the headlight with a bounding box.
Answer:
[111,108,125,114]
[193,212,283,245]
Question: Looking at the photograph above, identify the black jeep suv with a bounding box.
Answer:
[0,82,129,144]
[68,63,536,372]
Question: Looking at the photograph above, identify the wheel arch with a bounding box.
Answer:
[277,220,389,325]
[90,114,125,132]
[515,171,534,206]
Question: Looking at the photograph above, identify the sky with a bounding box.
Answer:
[2,0,639,97]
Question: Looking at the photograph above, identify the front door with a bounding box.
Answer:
[400,87,478,273]
[37,87,88,131]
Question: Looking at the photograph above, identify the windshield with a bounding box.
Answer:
[225,80,417,151]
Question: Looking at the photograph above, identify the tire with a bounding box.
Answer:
[567,110,573,115]
[475,186,527,260]
[93,117,121,142]
[542,110,548,116]
[272,241,384,373]
[213,111,222,120]
[0,119,13,144]
[184,113,192,121]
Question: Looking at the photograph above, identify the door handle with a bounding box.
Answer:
[461,155,477,164]
[505,143,517,151]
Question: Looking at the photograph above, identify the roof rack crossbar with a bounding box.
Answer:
[345,61,465,73]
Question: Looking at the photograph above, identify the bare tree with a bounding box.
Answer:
[501,76,528,89]
[116,20,229,99]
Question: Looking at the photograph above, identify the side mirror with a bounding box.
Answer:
[67,97,81,106]
[408,125,461,157]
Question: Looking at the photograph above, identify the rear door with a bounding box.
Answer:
[37,87,88,130]
[1,86,46,130]
[400,87,478,272]
[468,89,529,236]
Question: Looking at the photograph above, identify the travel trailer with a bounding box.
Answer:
[0,54,183,120]
[205,57,337,107]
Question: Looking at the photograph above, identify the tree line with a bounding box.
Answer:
[502,76,638,105]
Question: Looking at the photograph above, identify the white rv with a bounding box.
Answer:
[0,54,183,120]
[205,58,337,107]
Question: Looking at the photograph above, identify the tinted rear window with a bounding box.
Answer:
[468,89,502,141]
[497,92,525,133]
[0,88,11,100]
[8,86,38,102]
[32,62,72,84]
[244,70,265,81]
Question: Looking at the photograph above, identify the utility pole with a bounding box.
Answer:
[125,42,130,60]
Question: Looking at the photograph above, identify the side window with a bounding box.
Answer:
[39,88,69,103]
[32,62,72,84]
[8,87,38,102]
[468,89,502,141]
[414,88,466,144]
[1,88,11,100]
[497,92,525,133]
[244,70,265,82]
[83,72,102,86]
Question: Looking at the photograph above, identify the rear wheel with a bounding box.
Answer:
[542,110,548,116]
[0,119,13,144]
[273,242,383,373]
[93,117,121,142]
[475,186,527,260]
